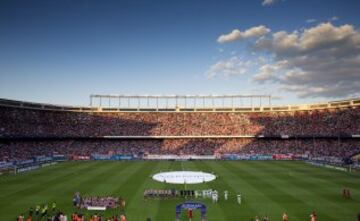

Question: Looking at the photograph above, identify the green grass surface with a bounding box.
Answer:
[0,161,359,221]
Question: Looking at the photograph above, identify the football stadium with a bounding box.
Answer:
[1,0,360,221]
[1,96,360,221]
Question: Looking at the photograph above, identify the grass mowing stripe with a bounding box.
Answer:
[9,162,152,221]
[247,161,340,221]
[64,162,135,195]
[286,161,360,199]
[1,161,359,221]
[224,161,308,221]
[120,161,162,221]
[0,161,98,203]
[195,161,249,221]
[31,162,133,219]
[182,161,227,221]
[0,161,74,185]
[74,162,147,219]
[153,161,178,221]
[218,161,289,220]
[301,161,360,179]
[262,162,355,207]
[84,162,142,196]
[0,162,106,221]
[0,162,92,198]
[152,161,186,221]
[276,162,360,220]
[201,160,257,220]
[287,162,360,191]
[151,161,217,221]
[111,161,157,204]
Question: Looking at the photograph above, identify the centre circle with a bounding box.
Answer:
[152,171,216,184]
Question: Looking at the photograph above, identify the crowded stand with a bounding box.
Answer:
[1,106,360,137]
[1,101,360,165]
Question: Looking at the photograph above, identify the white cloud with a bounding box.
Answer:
[330,16,339,21]
[253,60,288,83]
[306,17,338,25]
[206,56,252,78]
[254,23,360,56]
[252,22,360,98]
[262,0,285,6]
[300,23,355,51]
[306,18,317,23]
[256,56,267,64]
[262,0,276,6]
[217,26,270,43]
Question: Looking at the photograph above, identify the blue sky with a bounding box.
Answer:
[0,0,360,106]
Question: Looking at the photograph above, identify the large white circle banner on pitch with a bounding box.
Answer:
[152,171,216,184]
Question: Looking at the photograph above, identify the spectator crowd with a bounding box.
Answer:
[1,106,360,137]
[1,105,360,163]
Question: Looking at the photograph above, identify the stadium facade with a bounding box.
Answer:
[1,95,360,112]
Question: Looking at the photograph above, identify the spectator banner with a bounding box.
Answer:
[293,154,309,160]
[34,156,53,162]
[72,155,91,161]
[17,159,35,165]
[92,154,112,160]
[222,154,250,160]
[306,161,347,172]
[110,155,134,160]
[272,154,294,160]
[222,154,273,160]
[16,165,40,173]
[91,154,135,160]
[351,163,360,169]
[250,155,273,160]
[41,162,57,168]
[53,154,67,161]
[0,162,14,169]
[144,155,216,160]
[309,156,343,164]
[188,155,216,160]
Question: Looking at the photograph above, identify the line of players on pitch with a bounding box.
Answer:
[195,189,241,204]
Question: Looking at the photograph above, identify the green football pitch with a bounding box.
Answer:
[0,161,359,221]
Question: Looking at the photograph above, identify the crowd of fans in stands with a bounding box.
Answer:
[1,106,360,163]
[1,106,360,137]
